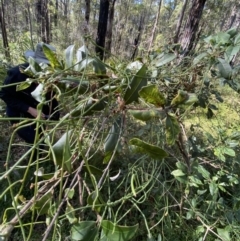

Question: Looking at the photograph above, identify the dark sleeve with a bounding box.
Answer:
[0,65,30,113]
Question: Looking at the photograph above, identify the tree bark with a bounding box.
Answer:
[0,0,10,60]
[173,0,188,44]
[105,0,116,58]
[85,0,90,24]
[148,0,162,53]
[95,0,109,60]
[180,0,206,56]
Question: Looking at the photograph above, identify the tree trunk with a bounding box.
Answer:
[85,0,90,24]
[180,0,206,56]
[105,0,116,58]
[173,0,188,44]
[54,0,58,26]
[131,15,144,60]
[148,0,162,53]
[95,0,109,60]
[0,0,10,60]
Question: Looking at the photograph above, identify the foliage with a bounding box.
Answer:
[1,28,240,241]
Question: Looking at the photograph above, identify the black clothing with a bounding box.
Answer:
[0,63,59,143]
[0,63,59,120]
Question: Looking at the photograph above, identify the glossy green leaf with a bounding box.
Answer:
[166,114,180,146]
[104,117,122,153]
[217,58,232,79]
[139,84,166,107]
[51,130,72,173]
[223,147,235,157]
[123,64,147,105]
[71,221,98,241]
[129,138,168,160]
[42,44,63,69]
[129,109,166,121]
[101,220,138,241]
[28,56,42,73]
[154,53,176,67]
[193,52,208,65]
[65,44,75,68]
[197,165,210,179]
[209,182,218,196]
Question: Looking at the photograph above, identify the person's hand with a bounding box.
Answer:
[27,107,45,119]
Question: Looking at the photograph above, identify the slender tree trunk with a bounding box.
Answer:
[54,0,58,26]
[180,0,206,56]
[0,0,10,60]
[173,0,188,43]
[131,15,144,60]
[95,0,109,60]
[148,0,162,53]
[105,0,116,58]
[85,0,90,24]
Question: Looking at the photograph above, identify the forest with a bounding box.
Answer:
[0,0,240,240]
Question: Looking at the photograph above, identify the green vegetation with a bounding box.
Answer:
[1,29,240,241]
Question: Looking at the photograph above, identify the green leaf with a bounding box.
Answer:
[66,201,77,224]
[42,44,63,69]
[31,83,44,102]
[224,45,240,63]
[16,80,32,91]
[217,228,231,241]
[129,138,168,160]
[234,33,240,45]
[101,220,138,241]
[171,90,188,106]
[209,182,218,196]
[32,192,52,215]
[65,44,75,68]
[153,53,176,67]
[197,165,210,179]
[226,28,237,38]
[123,65,147,105]
[217,58,232,79]
[171,169,185,177]
[72,96,108,117]
[126,61,143,72]
[87,191,103,213]
[223,147,235,157]
[138,84,166,107]
[28,56,42,73]
[65,188,75,199]
[215,32,231,45]
[104,117,122,153]
[92,58,107,74]
[51,130,72,173]
[71,221,98,241]
[129,109,166,122]
[166,114,180,146]
[193,52,208,65]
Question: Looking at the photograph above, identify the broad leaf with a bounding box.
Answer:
[126,61,143,72]
[42,44,63,69]
[16,80,32,91]
[51,130,72,173]
[101,220,138,241]
[123,64,147,105]
[93,58,107,74]
[129,109,166,121]
[87,191,103,213]
[129,138,168,160]
[217,58,232,79]
[217,228,231,241]
[66,201,77,224]
[166,114,180,145]
[139,84,166,107]
[28,56,42,73]
[224,45,240,63]
[171,169,185,177]
[71,221,98,241]
[75,57,95,72]
[193,52,208,65]
[104,116,122,153]
[153,53,176,67]
[32,192,52,215]
[65,44,75,68]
